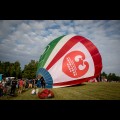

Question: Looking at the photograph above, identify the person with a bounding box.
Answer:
[0,82,3,97]
[34,79,38,88]
[40,76,46,88]
[18,79,24,94]
[37,79,41,88]
[23,80,26,90]
[37,74,46,88]
[10,78,17,95]
[28,79,33,88]
[2,78,6,87]
[25,79,29,88]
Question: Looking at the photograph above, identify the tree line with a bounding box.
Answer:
[101,72,120,82]
[0,60,38,79]
[0,60,120,81]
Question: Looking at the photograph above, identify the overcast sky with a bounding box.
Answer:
[0,20,120,76]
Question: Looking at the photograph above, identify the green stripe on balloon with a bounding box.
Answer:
[37,35,65,69]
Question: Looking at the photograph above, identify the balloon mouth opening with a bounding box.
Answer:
[36,68,53,88]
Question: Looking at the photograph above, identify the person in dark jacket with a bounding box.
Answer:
[40,76,46,88]
[10,79,17,95]
[37,75,46,88]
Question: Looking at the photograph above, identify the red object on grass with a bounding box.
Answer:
[38,89,54,99]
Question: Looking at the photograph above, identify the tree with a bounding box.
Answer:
[107,73,120,82]
[0,61,22,78]
[22,60,38,79]
[101,72,107,78]
[14,61,22,79]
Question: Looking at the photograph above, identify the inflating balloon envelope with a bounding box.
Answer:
[36,34,102,88]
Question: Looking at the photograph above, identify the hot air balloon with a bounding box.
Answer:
[36,34,102,88]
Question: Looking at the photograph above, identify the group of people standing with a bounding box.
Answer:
[0,78,25,96]
[0,78,18,96]
[0,75,46,97]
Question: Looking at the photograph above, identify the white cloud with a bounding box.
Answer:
[0,20,120,76]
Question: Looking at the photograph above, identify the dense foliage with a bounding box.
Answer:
[0,60,38,79]
[22,60,38,79]
[0,61,22,79]
[0,60,120,81]
[101,72,120,82]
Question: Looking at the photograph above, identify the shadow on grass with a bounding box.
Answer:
[0,88,30,100]
[0,93,18,100]
[8,94,18,97]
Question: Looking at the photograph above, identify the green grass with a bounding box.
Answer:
[0,82,120,100]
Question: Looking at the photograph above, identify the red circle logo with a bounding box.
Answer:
[62,51,89,78]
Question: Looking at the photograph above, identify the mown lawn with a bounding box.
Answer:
[0,82,120,100]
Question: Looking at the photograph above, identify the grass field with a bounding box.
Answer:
[0,82,120,100]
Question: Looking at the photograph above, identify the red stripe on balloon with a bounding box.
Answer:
[46,35,102,77]
[53,77,94,87]
[46,36,84,70]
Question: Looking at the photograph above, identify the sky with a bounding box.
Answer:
[0,20,120,76]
